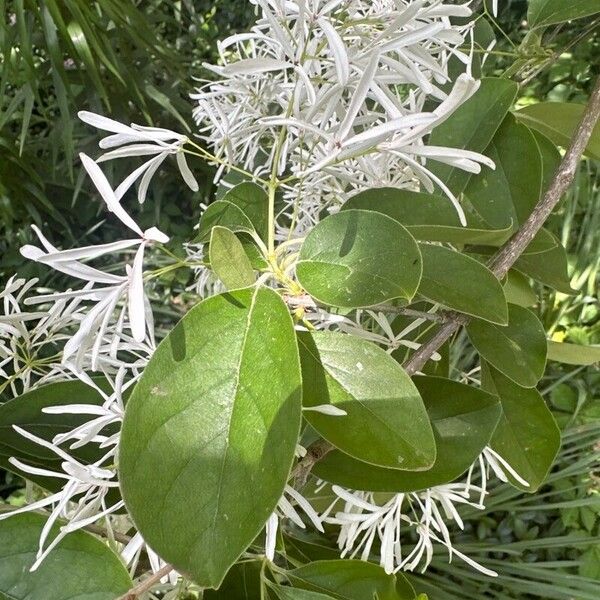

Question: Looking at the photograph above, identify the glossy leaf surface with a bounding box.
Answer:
[467,304,547,388]
[314,377,501,492]
[298,331,435,470]
[120,288,302,588]
[297,210,422,309]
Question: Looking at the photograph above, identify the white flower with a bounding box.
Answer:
[20,154,167,366]
[78,111,199,202]
[121,532,179,585]
[265,484,324,560]
[323,482,497,577]
[0,277,84,396]
[192,0,491,226]
[0,369,134,570]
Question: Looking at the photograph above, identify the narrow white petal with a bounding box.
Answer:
[303,404,347,416]
[78,111,134,135]
[79,154,144,237]
[176,152,199,192]
[128,244,147,343]
[318,17,349,86]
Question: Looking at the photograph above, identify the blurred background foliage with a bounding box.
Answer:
[0,1,599,598]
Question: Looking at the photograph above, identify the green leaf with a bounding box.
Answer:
[204,560,263,600]
[313,377,501,492]
[484,365,561,492]
[342,188,513,246]
[515,239,576,294]
[0,512,132,600]
[418,244,508,324]
[428,78,518,194]
[547,341,600,366]
[0,380,116,491]
[119,287,302,588]
[467,304,547,388]
[287,559,418,600]
[515,103,600,160]
[532,130,561,195]
[466,115,543,226]
[209,226,255,289]
[297,209,422,309]
[269,584,336,600]
[298,331,435,470]
[502,270,537,307]
[579,546,600,580]
[528,0,600,28]
[198,182,269,242]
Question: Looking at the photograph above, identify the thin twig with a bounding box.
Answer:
[117,563,174,600]
[291,439,334,488]
[403,76,600,376]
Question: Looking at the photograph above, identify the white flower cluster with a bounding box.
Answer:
[192,0,495,229]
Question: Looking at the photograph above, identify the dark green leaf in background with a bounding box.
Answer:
[342,188,513,246]
[204,560,263,600]
[287,559,419,600]
[0,380,115,491]
[515,103,600,160]
[0,512,132,600]
[313,377,501,492]
[527,0,600,28]
[428,78,518,194]
[502,270,537,307]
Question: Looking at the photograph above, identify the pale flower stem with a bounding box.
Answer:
[267,182,277,257]
[116,563,174,600]
[184,141,269,186]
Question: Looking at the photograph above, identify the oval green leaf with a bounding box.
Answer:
[298,331,435,470]
[313,377,501,492]
[418,244,508,324]
[428,78,518,194]
[484,364,560,492]
[288,559,418,600]
[515,102,600,160]
[120,287,302,588]
[547,341,600,366]
[467,303,547,388]
[0,512,132,600]
[515,239,576,294]
[198,182,269,242]
[297,209,422,309]
[209,225,255,289]
[503,270,537,307]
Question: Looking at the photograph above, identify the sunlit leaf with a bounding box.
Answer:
[120,287,302,588]
[298,331,435,470]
